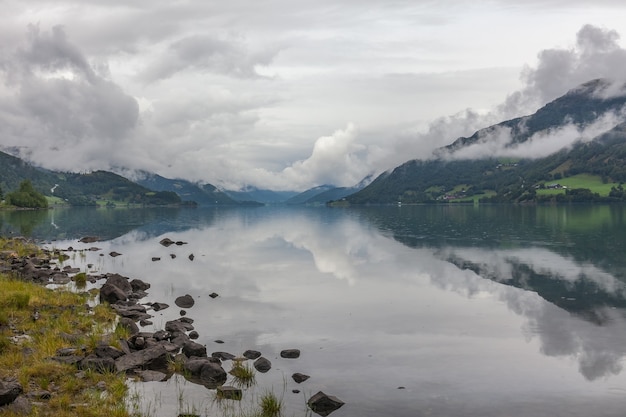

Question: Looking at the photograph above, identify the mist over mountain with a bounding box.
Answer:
[223,187,298,204]
[346,79,626,205]
[134,172,245,206]
[3,77,626,207]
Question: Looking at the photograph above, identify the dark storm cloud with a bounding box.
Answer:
[424,25,626,164]
[140,35,277,82]
[0,25,139,169]
[502,24,626,116]
[18,25,96,81]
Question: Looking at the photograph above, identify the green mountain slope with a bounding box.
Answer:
[59,171,182,206]
[0,152,58,197]
[0,152,182,206]
[135,172,245,205]
[346,80,626,205]
[224,187,298,204]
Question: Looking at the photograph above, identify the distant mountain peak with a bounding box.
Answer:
[346,78,626,205]
[439,78,626,158]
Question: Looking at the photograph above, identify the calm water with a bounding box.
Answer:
[3,205,626,416]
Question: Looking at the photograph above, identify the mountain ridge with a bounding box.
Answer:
[344,79,626,205]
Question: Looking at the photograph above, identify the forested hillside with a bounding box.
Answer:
[345,80,626,205]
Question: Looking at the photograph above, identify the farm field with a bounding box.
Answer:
[536,174,620,196]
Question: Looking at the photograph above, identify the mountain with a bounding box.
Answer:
[443,79,626,152]
[224,187,298,204]
[285,185,337,205]
[135,172,258,206]
[299,186,360,205]
[283,175,374,205]
[0,152,182,206]
[54,171,182,206]
[0,151,58,196]
[345,79,626,205]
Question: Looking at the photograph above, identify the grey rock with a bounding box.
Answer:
[243,350,261,360]
[170,332,191,348]
[118,317,139,335]
[159,238,175,247]
[217,386,242,400]
[0,380,22,406]
[153,330,171,341]
[27,390,51,400]
[212,351,235,361]
[51,355,84,366]
[175,294,195,308]
[134,337,146,349]
[183,358,227,388]
[182,341,207,358]
[292,373,310,383]
[111,304,151,321]
[130,279,150,292]
[115,345,172,372]
[136,370,168,382]
[253,357,271,373]
[80,355,116,373]
[178,316,194,324]
[104,274,132,293]
[151,302,169,311]
[119,339,132,355]
[99,273,133,304]
[56,347,81,357]
[51,273,71,284]
[1,396,31,414]
[189,331,199,340]
[95,343,125,360]
[307,391,345,416]
[280,349,300,359]
[165,319,194,333]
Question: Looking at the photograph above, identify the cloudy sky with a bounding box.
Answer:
[2,1,626,191]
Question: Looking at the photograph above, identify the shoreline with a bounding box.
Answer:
[0,236,343,417]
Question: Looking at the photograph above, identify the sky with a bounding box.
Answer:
[2,1,626,191]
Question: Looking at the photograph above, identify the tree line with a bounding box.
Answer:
[1,180,49,208]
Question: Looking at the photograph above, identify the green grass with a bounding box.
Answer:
[449,184,470,193]
[0,238,136,417]
[73,272,88,288]
[536,174,619,197]
[229,360,256,388]
[259,391,282,417]
[46,196,69,206]
[450,190,497,203]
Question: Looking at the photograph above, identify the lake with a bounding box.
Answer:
[2,204,626,416]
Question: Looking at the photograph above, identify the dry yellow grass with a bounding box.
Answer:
[0,238,136,416]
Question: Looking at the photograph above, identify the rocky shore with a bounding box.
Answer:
[0,237,344,417]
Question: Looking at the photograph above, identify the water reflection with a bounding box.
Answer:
[10,205,626,415]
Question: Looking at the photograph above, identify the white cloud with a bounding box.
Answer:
[444,107,626,161]
[3,2,626,191]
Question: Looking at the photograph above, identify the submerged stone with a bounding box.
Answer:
[307,391,345,416]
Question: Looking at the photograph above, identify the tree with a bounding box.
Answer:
[6,180,49,208]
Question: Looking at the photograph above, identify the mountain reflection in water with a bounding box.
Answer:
[2,205,626,416]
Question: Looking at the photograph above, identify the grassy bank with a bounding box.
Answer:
[0,238,133,417]
[536,173,619,196]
